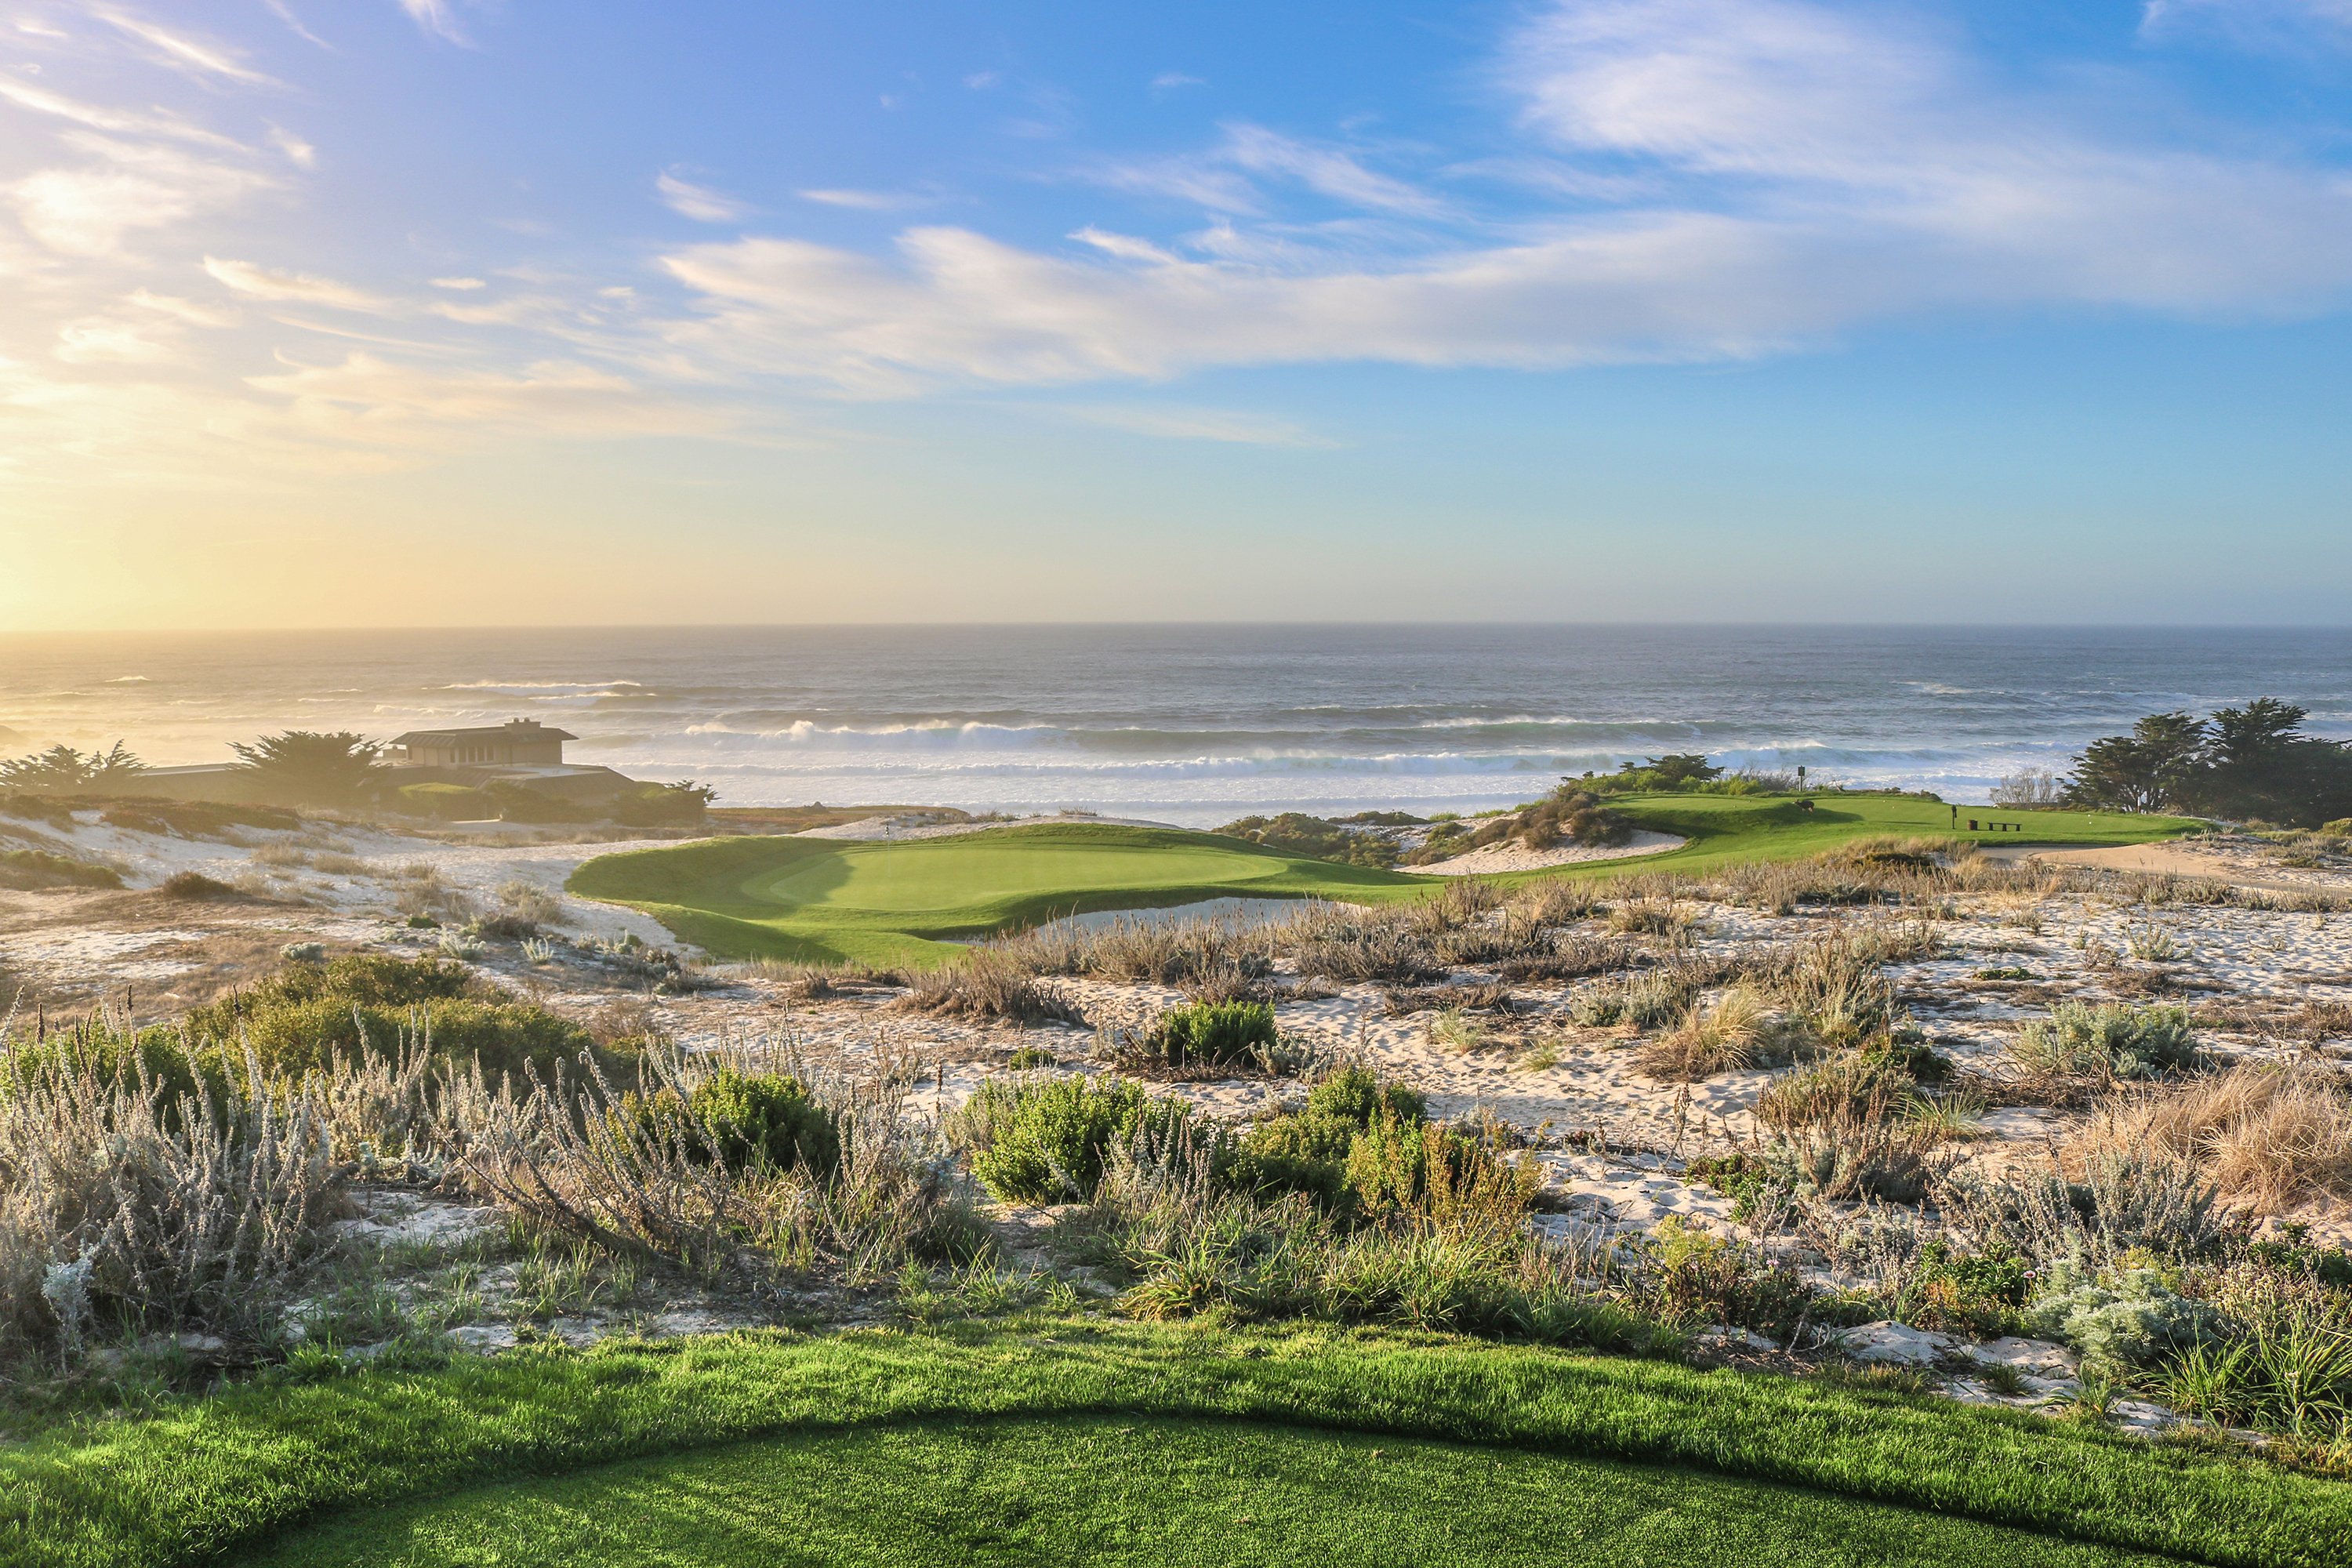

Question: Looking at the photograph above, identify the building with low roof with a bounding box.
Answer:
[388,719,578,768]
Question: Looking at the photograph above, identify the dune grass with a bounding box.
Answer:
[5,1318,2348,1568]
[236,1416,2187,1568]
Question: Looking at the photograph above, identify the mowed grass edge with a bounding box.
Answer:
[570,804,2199,963]
[241,1416,2184,1568]
[568,824,1432,965]
[2,1318,2345,1568]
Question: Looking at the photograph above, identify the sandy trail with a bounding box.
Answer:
[1983,839,2329,895]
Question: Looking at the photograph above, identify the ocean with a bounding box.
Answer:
[3,625,2349,826]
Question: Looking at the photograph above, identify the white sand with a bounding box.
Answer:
[1403,829,1685,876]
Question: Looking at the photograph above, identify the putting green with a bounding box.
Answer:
[570,800,2198,967]
[569,823,1428,966]
[240,1417,2176,1568]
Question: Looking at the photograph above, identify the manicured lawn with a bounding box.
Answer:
[572,800,2197,965]
[238,1416,2183,1568]
[569,823,1427,965]
[5,1319,2346,1568]
[1536,793,2201,887]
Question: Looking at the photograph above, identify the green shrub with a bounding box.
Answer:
[1900,1241,2028,1338]
[1306,1065,1426,1127]
[181,955,594,1082]
[2027,1260,2219,1374]
[612,781,715,827]
[482,782,593,824]
[1229,1112,1362,1206]
[2013,1002,2199,1081]
[397,782,495,819]
[0,1022,238,1117]
[0,848,122,891]
[209,996,594,1082]
[190,954,476,1022]
[1215,812,1397,868]
[1138,1000,1277,1070]
[957,1076,1153,1203]
[1226,1069,1432,1207]
[612,1070,840,1178]
[158,871,240,901]
[1343,1112,1535,1226]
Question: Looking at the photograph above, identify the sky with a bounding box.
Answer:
[2,0,2350,630]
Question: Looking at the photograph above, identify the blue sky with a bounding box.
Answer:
[3,0,2350,627]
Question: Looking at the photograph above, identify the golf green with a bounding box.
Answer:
[238,1416,2179,1568]
[569,800,2198,967]
[569,823,1428,966]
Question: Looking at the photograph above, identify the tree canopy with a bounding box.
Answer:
[2063,700,2352,826]
[230,731,383,804]
[0,742,145,794]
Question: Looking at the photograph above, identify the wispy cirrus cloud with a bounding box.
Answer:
[657,170,750,223]
[93,9,277,87]
[204,256,388,311]
[10,136,278,256]
[640,0,2352,396]
[397,0,478,46]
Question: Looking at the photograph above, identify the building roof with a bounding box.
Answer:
[390,720,578,746]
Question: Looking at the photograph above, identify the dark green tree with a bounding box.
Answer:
[0,741,144,793]
[2063,712,2208,814]
[230,731,383,804]
[1639,753,1722,786]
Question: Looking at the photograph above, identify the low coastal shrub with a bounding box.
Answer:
[1568,967,1693,1029]
[158,870,241,901]
[898,947,1080,1024]
[1755,1053,1945,1203]
[953,1075,1159,1203]
[0,848,122,891]
[2010,1000,2199,1087]
[174,954,601,1083]
[1215,811,1399,868]
[1112,999,1283,1075]
[396,782,493,820]
[608,1069,841,1178]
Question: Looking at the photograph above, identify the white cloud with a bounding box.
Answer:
[1152,72,1207,91]
[1088,123,1446,218]
[397,0,476,45]
[798,187,931,212]
[55,313,181,363]
[264,1,331,49]
[93,9,276,86]
[431,276,487,289]
[204,256,389,312]
[641,0,2352,395]
[657,170,750,223]
[0,77,241,147]
[268,125,318,169]
[9,136,276,256]
[245,352,731,441]
[127,289,232,326]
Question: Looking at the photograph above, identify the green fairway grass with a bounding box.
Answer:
[6,1320,2347,1568]
[571,800,2197,966]
[237,1415,2183,1568]
[568,823,1428,965]
[1545,792,2201,887]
